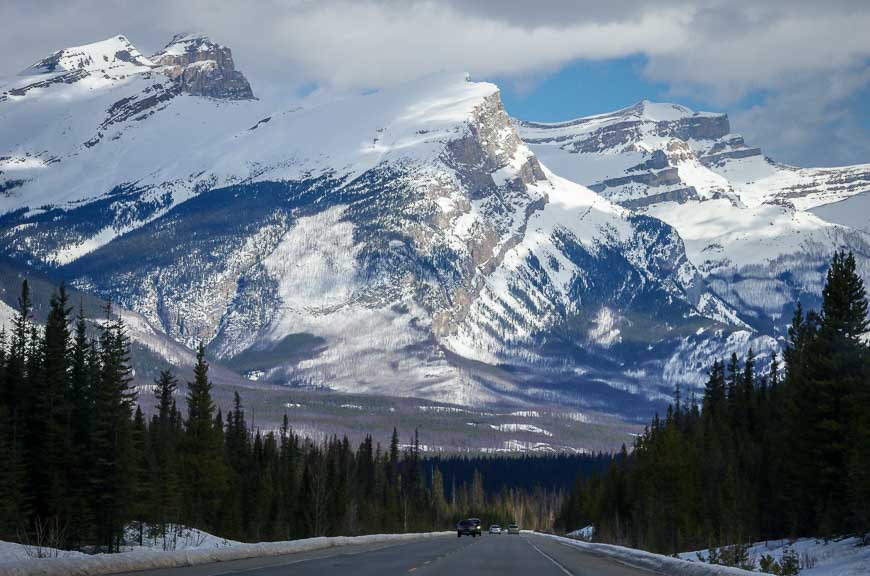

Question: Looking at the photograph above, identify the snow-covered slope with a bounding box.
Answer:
[681,536,870,576]
[517,101,870,340]
[811,190,870,234]
[21,34,154,77]
[0,35,792,413]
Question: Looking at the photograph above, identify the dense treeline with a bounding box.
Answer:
[557,251,870,553]
[0,281,560,551]
[424,453,611,495]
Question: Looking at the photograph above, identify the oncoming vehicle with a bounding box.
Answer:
[457,518,482,537]
[489,524,501,534]
[507,523,520,534]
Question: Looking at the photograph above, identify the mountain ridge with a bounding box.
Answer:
[2,33,865,416]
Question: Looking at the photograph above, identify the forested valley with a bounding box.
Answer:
[1,250,867,557]
[0,281,581,552]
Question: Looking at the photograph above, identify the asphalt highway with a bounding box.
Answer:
[115,532,661,576]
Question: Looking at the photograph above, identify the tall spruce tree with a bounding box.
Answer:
[150,369,181,545]
[90,308,136,551]
[182,343,226,531]
[29,284,72,526]
[792,251,868,534]
[0,280,31,546]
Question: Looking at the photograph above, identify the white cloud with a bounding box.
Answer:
[271,2,690,89]
[1,0,868,166]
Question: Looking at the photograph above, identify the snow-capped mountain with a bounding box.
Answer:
[518,101,870,211]
[517,101,870,338]
[1,34,854,414]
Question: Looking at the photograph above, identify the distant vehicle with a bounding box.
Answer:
[489,524,501,534]
[507,523,519,534]
[457,518,482,537]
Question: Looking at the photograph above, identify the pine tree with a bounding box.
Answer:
[182,343,226,531]
[0,402,25,539]
[1,277,30,538]
[6,280,31,411]
[131,407,152,546]
[389,426,400,481]
[90,308,136,551]
[66,308,95,548]
[150,369,181,547]
[29,284,72,526]
[797,251,868,533]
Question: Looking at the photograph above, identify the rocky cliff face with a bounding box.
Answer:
[152,33,254,100]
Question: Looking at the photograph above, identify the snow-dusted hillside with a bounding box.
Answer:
[517,101,870,341]
[0,34,825,413]
[680,536,870,576]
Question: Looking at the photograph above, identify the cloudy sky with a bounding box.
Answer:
[1,0,868,166]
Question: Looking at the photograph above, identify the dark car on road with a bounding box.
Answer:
[457,518,482,537]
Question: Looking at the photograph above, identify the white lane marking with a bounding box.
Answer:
[524,537,574,576]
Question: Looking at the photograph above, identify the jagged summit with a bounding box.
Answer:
[12,32,254,101]
[153,32,225,59]
[151,32,254,100]
[22,34,153,77]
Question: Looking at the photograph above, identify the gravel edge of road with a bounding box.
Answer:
[0,532,454,576]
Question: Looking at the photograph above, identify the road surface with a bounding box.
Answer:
[115,533,660,576]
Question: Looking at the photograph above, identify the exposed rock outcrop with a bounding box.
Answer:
[152,33,254,100]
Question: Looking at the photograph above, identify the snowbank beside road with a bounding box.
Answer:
[0,532,453,576]
[681,536,870,576]
[0,541,86,563]
[529,532,768,575]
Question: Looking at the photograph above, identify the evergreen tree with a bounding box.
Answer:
[90,308,136,551]
[150,369,181,547]
[788,251,868,534]
[0,403,25,539]
[131,407,152,546]
[67,303,94,545]
[182,343,226,531]
[29,284,72,526]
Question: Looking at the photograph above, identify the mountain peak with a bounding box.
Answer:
[626,100,719,122]
[151,32,254,100]
[22,34,153,76]
[153,32,223,59]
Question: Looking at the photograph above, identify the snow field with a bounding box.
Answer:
[681,536,870,576]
